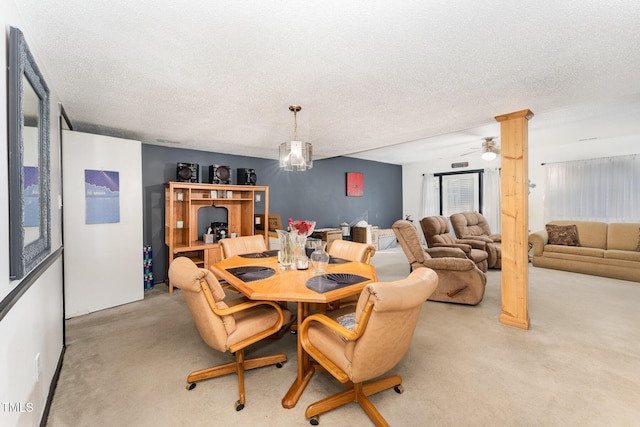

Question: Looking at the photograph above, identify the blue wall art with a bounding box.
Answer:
[85,169,120,224]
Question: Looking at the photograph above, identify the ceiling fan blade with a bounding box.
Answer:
[460,148,480,157]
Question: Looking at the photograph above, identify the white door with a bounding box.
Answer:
[62,130,143,318]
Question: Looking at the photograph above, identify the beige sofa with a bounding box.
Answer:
[529,221,640,282]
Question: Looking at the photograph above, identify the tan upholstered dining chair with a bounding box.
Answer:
[327,239,376,264]
[393,220,486,305]
[420,216,489,272]
[168,257,291,411]
[450,212,501,268]
[220,234,267,258]
[326,240,376,309]
[299,268,439,426]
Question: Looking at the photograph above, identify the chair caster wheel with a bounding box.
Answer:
[309,415,319,425]
[394,384,404,394]
[186,383,196,391]
[234,401,244,411]
[276,362,284,368]
[290,329,297,335]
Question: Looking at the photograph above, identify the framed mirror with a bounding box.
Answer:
[8,27,51,280]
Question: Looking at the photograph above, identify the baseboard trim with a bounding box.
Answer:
[39,345,66,427]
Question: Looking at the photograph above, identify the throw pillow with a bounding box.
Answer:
[546,224,580,246]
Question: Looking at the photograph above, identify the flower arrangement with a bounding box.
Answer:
[288,218,316,237]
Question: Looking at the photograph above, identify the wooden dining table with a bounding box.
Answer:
[210,253,378,409]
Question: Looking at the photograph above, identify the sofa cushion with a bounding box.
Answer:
[546,224,580,246]
[607,223,640,251]
[604,249,640,262]
[540,250,608,265]
[544,245,604,258]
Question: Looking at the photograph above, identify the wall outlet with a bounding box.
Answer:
[255,194,261,202]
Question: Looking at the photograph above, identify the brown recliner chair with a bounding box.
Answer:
[420,216,489,272]
[393,220,486,305]
[299,268,439,426]
[168,257,291,411]
[450,212,501,269]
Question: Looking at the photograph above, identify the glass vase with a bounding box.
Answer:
[276,229,295,270]
[310,241,330,275]
[294,234,309,270]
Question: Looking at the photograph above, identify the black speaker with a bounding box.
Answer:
[237,168,257,185]
[176,163,199,182]
[209,165,231,184]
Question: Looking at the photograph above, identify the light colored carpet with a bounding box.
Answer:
[46,248,640,426]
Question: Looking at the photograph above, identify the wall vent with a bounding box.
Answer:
[451,162,469,168]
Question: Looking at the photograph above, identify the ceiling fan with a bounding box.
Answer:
[460,137,500,160]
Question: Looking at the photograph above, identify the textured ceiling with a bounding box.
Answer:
[13,0,640,164]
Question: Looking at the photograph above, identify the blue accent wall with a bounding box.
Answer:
[141,144,402,282]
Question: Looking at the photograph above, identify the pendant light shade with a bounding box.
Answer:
[279,105,313,171]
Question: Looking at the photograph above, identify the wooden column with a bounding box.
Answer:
[495,109,534,330]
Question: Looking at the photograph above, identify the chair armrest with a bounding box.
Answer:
[457,239,487,250]
[423,257,476,271]
[461,235,493,244]
[489,234,501,242]
[299,301,374,384]
[301,301,374,342]
[213,299,283,317]
[528,230,548,256]
[425,246,467,259]
[199,281,287,352]
[431,242,471,256]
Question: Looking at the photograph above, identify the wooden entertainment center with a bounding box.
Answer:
[165,182,269,293]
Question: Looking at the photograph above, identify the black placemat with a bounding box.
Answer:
[227,266,275,282]
[305,273,370,293]
[329,257,350,264]
[239,250,279,258]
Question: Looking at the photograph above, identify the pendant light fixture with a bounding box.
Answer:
[279,105,313,171]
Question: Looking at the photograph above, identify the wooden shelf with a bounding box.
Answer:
[165,182,269,293]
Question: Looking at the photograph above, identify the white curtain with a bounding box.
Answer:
[420,174,439,219]
[483,167,501,233]
[544,154,640,223]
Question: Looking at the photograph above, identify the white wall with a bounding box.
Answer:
[402,134,640,234]
[62,131,143,318]
[1,1,64,426]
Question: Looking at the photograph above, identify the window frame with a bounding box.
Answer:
[434,169,484,216]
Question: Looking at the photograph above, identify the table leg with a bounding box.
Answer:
[282,302,316,409]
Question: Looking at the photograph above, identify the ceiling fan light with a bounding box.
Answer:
[481,149,497,161]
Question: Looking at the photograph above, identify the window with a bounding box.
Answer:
[435,170,483,216]
[544,154,639,223]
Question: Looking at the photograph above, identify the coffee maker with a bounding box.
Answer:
[211,222,228,241]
